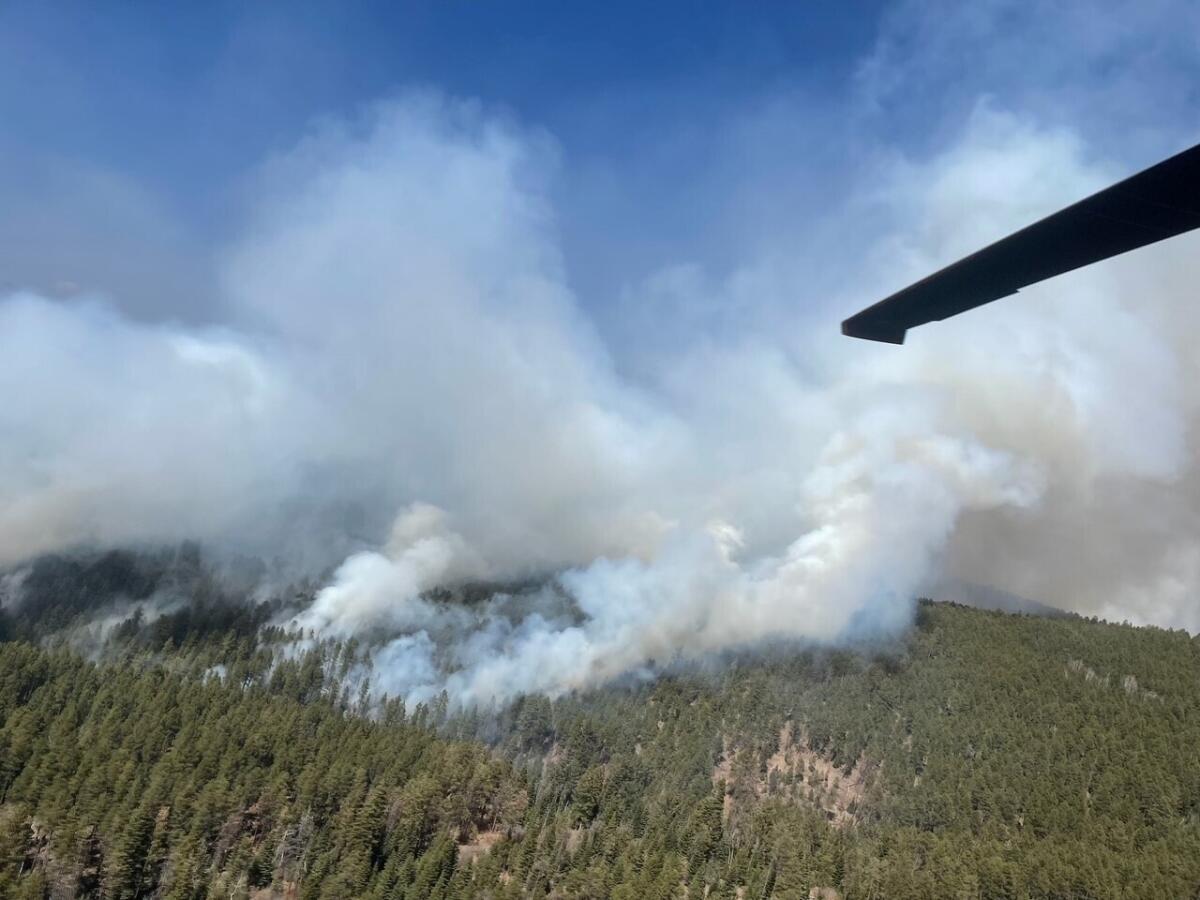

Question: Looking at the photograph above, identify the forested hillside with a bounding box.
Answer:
[2,596,1199,898]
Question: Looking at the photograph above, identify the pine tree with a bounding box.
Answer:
[571,766,605,826]
[108,804,157,900]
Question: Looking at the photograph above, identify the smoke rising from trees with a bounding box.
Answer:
[3,4,1199,704]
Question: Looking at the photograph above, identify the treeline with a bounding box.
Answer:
[2,596,1200,897]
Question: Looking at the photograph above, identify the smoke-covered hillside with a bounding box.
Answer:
[2,601,1198,898]
[0,545,1075,711]
[4,1,1200,728]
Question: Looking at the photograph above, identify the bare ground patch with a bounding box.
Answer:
[714,723,873,827]
[457,827,507,865]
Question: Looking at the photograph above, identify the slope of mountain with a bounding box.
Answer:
[1,599,1198,898]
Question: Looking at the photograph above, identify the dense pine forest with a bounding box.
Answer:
[2,551,1200,898]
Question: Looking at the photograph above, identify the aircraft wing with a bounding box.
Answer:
[842,141,1200,344]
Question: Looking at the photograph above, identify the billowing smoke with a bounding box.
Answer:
[4,4,1200,705]
[294,417,1039,706]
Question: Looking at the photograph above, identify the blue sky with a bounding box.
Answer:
[2,2,883,183]
[0,1,894,318]
[2,1,1195,322]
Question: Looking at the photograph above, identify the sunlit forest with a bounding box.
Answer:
[2,552,1199,898]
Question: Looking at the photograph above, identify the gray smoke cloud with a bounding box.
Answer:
[3,4,1200,705]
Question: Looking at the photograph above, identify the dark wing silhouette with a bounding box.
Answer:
[842,141,1200,343]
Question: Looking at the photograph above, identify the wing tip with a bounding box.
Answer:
[841,317,907,344]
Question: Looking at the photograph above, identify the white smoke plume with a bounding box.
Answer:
[4,4,1200,705]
